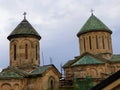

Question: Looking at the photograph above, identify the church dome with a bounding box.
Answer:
[7,18,41,40]
[77,14,112,37]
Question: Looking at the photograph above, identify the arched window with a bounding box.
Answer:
[14,84,19,90]
[89,36,92,49]
[102,36,105,49]
[48,77,55,90]
[14,44,16,60]
[25,44,28,59]
[96,35,98,49]
[1,83,11,90]
[83,37,86,51]
[50,80,54,90]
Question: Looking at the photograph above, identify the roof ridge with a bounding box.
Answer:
[0,67,24,79]
[63,52,109,68]
[8,67,28,77]
[72,53,105,66]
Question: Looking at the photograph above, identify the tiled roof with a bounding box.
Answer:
[7,19,41,40]
[72,55,104,66]
[62,60,75,68]
[0,67,28,79]
[77,14,112,37]
[9,67,28,76]
[0,64,61,79]
[63,53,120,68]
[31,65,52,75]
[110,54,120,62]
[30,64,61,77]
[63,53,106,68]
[0,70,23,79]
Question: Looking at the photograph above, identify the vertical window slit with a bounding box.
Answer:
[89,36,92,49]
[102,36,105,49]
[83,37,86,51]
[14,44,16,60]
[96,35,98,49]
[36,45,37,60]
[108,37,110,49]
[25,44,28,59]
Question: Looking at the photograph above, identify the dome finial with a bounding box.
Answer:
[23,12,27,19]
[90,9,94,15]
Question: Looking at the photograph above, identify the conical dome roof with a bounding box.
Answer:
[77,14,112,37]
[7,18,41,40]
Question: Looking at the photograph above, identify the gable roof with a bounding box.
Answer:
[63,53,108,68]
[0,67,28,79]
[7,18,41,40]
[77,14,112,37]
[110,54,120,63]
[91,70,120,90]
[62,59,75,68]
[31,65,52,75]
[0,64,61,79]
[30,64,61,77]
[72,55,104,66]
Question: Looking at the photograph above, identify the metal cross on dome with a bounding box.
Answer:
[90,9,94,15]
[23,12,27,19]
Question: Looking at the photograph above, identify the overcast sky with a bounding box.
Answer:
[0,0,120,71]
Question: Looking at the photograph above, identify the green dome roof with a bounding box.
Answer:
[77,14,112,37]
[7,19,41,40]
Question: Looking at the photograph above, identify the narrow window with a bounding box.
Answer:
[50,80,54,89]
[14,45,16,60]
[102,36,105,49]
[80,39,82,52]
[25,44,28,59]
[36,45,37,60]
[96,35,98,49]
[89,36,92,49]
[108,37,110,49]
[83,37,86,51]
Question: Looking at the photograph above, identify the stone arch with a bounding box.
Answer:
[21,39,32,49]
[10,39,19,45]
[10,40,19,65]
[10,40,19,53]
[79,70,87,78]
[1,83,11,90]
[48,76,55,90]
[13,83,19,90]
[98,67,104,77]
[33,41,39,61]
[89,68,97,77]
[32,40,39,47]
[20,39,32,59]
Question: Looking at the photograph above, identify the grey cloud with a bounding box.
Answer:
[0,0,120,70]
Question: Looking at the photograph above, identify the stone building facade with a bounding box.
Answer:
[91,70,120,90]
[63,14,120,86]
[0,15,61,90]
